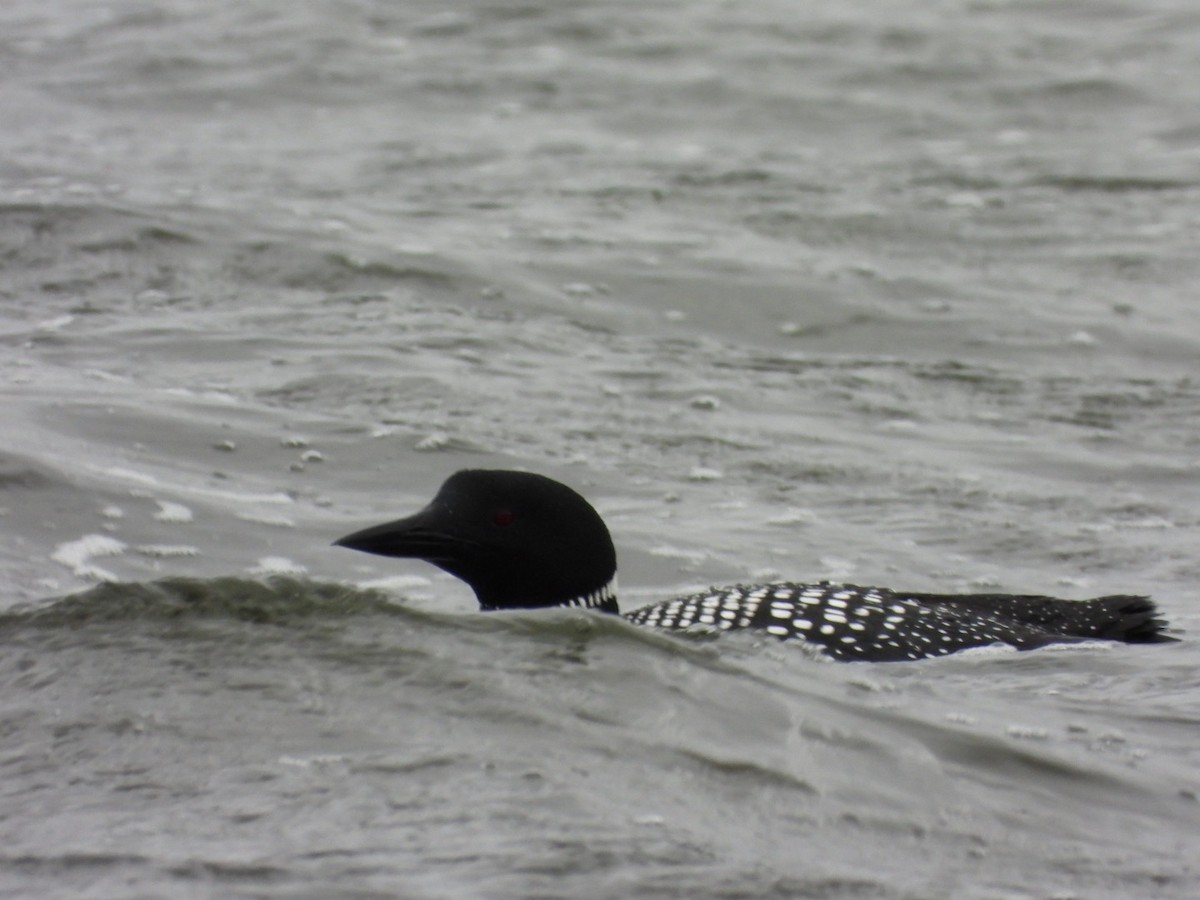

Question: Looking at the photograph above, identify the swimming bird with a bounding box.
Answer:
[334,469,1175,662]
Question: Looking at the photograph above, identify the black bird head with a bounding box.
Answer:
[334,469,619,612]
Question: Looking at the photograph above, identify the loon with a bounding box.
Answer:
[334,469,1175,662]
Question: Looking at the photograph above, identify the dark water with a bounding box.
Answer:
[3,1,1200,897]
[3,579,1197,899]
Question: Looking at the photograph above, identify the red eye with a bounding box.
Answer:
[493,510,515,527]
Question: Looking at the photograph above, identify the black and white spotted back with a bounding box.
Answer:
[623,582,1142,662]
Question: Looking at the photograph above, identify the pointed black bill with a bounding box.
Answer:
[333,507,466,564]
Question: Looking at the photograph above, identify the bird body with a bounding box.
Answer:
[335,469,1175,662]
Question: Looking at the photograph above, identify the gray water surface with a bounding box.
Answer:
[3,1,1199,897]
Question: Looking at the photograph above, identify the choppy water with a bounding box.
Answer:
[3,1,1200,897]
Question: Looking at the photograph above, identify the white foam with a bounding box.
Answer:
[1065,330,1097,346]
[632,814,666,827]
[766,507,818,526]
[102,466,159,487]
[1125,516,1174,530]
[153,501,194,524]
[160,387,240,404]
[235,511,296,528]
[942,643,1020,660]
[36,314,75,332]
[415,432,450,451]
[356,574,433,592]
[647,544,708,564]
[251,556,308,576]
[91,465,295,504]
[278,754,346,768]
[51,534,127,581]
[1005,725,1050,741]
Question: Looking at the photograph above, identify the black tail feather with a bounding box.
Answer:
[1088,595,1178,644]
[908,592,1177,645]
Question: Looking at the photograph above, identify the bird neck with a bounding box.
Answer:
[562,574,620,614]
[479,574,620,614]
